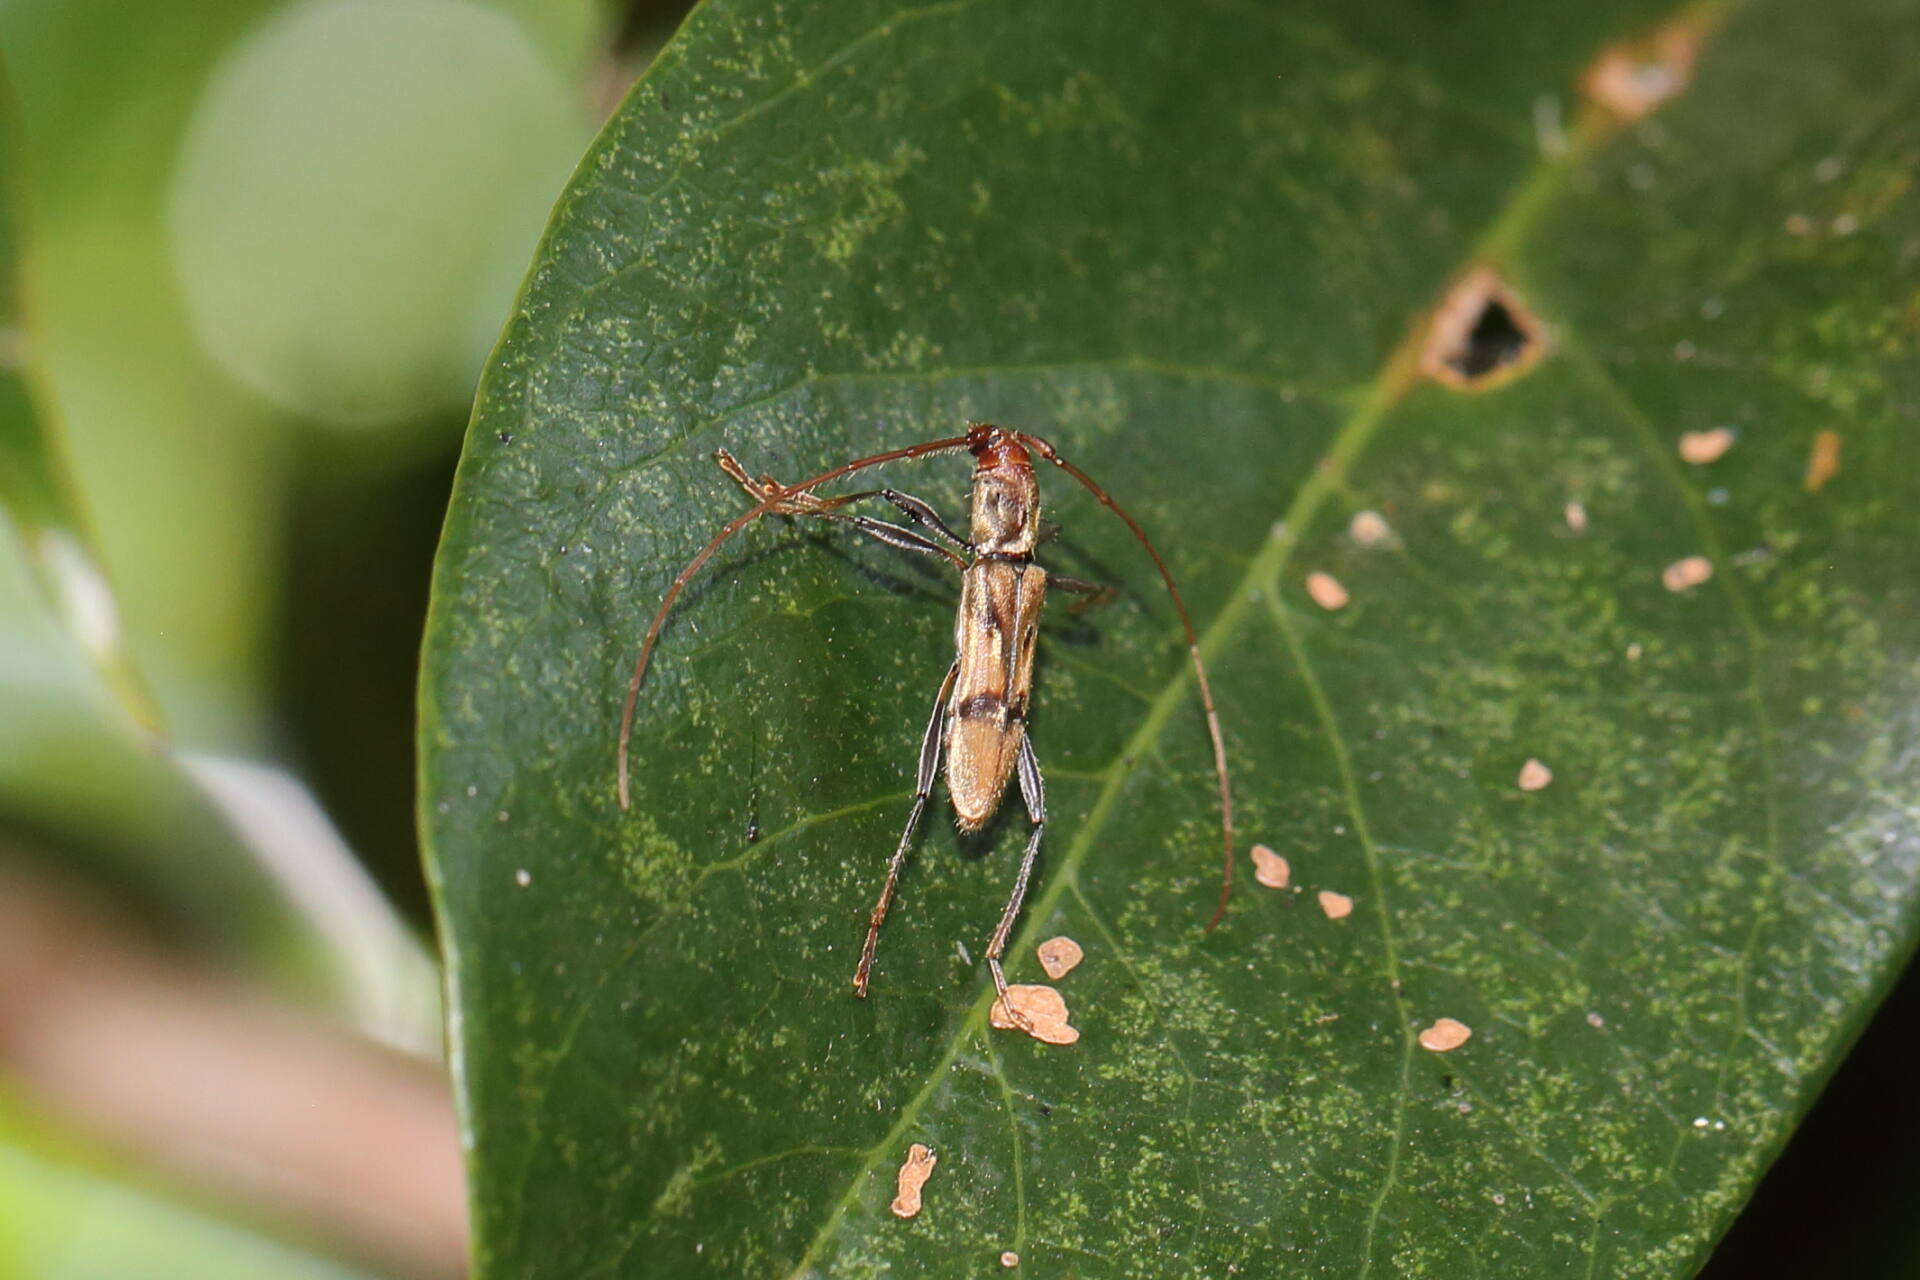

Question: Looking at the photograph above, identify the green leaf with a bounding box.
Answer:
[0,0,602,758]
[0,66,163,737]
[421,0,1920,1274]
[0,1112,382,1280]
[0,0,600,966]
[0,64,256,972]
[0,57,441,1042]
[165,0,590,427]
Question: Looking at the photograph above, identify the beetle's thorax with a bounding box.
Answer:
[969,464,1039,556]
[967,428,1040,557]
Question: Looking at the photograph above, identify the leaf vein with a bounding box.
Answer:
[1260,588,1416,1279]
[1557,338,1786,1180]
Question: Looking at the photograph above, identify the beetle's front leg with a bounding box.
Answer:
[715,449,968,570]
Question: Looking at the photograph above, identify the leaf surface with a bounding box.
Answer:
[422,0,1920,1274]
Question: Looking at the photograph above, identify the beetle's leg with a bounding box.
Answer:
[715,450,968,570]
[828,514,967,570]
[716,448,838,515]
[620,431,975,809]
[1048,573,1118,616]
[986,734,1047,1030]
[854,659,960,998]
[875,488,970,551]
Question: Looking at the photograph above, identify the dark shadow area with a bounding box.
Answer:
[1450,297,1531,382]
[1699,953,1920,1277]
[276,440,460,929]
[609,0,701,58]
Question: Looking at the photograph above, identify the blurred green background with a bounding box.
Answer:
[0,2,685,1275]
[0,1,1910,1276]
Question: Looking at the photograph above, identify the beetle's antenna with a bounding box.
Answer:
[617,432,974,809]
[1017,432,1235,931]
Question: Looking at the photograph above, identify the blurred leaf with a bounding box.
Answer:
[0,0,597,741]
[0,0,302,752]
[481,0,610,73]
[0,65,442,1043]
[0,60,270,962]
[166,0,590,426]
[0,67,162,737]
[0,0,596,963]
[422,0,1920,1274]
[0,1113,383,1280]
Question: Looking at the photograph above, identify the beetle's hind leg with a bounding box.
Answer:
[985,734,1047,1028]
[853,660,960,998]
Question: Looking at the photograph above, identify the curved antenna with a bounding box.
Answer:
[1017,432,1236,931]
[617,432,974,809]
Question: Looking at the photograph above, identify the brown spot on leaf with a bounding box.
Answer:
[890,1143,937,1218]
[1805,430,1842,492]
[1517,758,1554,792]
[1000,1252,1020,1268]
[1250,843,1291,889]
[1305,571,1349,611]
[1582,19,1703,123]
[1317,890,1354,920]
[1419,267,1546,391]
[1662,555,1713,592]
[1419,1017,1473,1052]
[1564,500,1588,534]
[1035,936,1083,980]
[1677,427,1736,464]
[990,984,1080,1045]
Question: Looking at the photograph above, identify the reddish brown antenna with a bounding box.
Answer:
[1017,432,1236,930]
[616,432,974,809]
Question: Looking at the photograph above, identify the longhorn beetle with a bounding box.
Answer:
[616,422,1234,1020]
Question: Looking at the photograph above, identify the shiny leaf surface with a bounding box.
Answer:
[422,0,1920,1274]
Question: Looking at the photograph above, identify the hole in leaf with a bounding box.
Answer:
[1418,266,1547,391]
[1457,299,1527,379]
